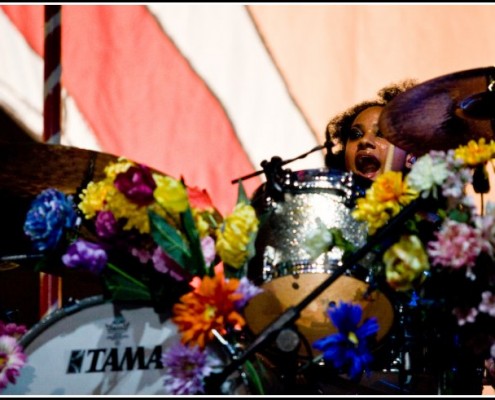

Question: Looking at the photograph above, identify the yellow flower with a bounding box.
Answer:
[370,171,418,206]
[192,209,212,238]
[78,179,115,219]
[352,171,419,235]
[106,189,150,233]
[383,235,429,292]
[103,158,134,179]
[153,174,189,215]
[352,198,391,236]
[215,203,259,269]
[454,138,495,166]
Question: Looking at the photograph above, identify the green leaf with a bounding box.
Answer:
[448,208,470,223]
[181,207,206,277]
[243,359,266,395]
[148,209,191,268]
[236,179,249,205]
[103,263,151,301]
[329,227,356,256]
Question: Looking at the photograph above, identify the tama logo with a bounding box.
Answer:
[66,346,163,373]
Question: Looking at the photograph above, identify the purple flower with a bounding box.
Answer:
[130,246,153,264]
[0,322,26,340]
[95,210,119,239]
[312,302,379,381]
[114,164,156,206]
[233,277,263,310]
[152,246,189,281]
[23,188,78,251]
[161,342,220,395]
[62,239,108,274]
[0,335,27,391]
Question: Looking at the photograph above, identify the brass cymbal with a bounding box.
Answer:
[0,142,120,198]
[379,66,495,156]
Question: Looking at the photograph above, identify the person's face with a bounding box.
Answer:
[344,106,394,181]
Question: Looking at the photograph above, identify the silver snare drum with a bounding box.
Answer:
[245,168,394,354]
[250,167,368,279]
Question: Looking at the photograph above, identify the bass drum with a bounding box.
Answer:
[244,168,395,356]
[2,296,250,395]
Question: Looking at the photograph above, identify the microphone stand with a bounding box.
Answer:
[231,142,328,184]
[204,196,426,394]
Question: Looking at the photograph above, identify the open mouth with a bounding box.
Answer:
[355,153,381,178]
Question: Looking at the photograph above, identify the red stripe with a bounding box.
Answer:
[1,5,44,53]
[39,272,61,317]
[3,5,261,215]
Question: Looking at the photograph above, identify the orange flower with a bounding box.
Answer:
[172,264,245,349]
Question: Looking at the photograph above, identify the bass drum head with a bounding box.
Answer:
[2,296,250,395]
[3,296,177,395]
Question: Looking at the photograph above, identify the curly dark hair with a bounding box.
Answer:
[325,79,418,170]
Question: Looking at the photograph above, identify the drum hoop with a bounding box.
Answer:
[19,295,107,349]
[255,168,368,210]
[263,259,343,281]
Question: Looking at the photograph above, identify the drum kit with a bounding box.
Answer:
[1,67,495,395]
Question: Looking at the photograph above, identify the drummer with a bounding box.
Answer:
[324,80,418,181]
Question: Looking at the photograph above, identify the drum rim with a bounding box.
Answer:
[267,167,364,189]
[19,295,106,348]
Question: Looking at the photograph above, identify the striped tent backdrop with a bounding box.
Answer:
[0,5,323,218]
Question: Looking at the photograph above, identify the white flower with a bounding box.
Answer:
[407,153,449,198]
[302,218,333,260]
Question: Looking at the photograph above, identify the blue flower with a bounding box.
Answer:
[312,301,379,381]
[23,188,78,252]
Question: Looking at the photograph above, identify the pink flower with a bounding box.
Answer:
[427,220,483,269]
[479,291,495,317]
[130,246,153,264]
[452,307,478,326]
[0,335,27,391]
[200,236,216,266]
[152,246,190,281]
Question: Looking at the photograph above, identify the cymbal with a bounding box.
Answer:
[0,143,120,198]
[379,66,495,156]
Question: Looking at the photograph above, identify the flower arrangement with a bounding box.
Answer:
[10,137,495,394]
[16,157,264,395]
[336,138,495,393]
